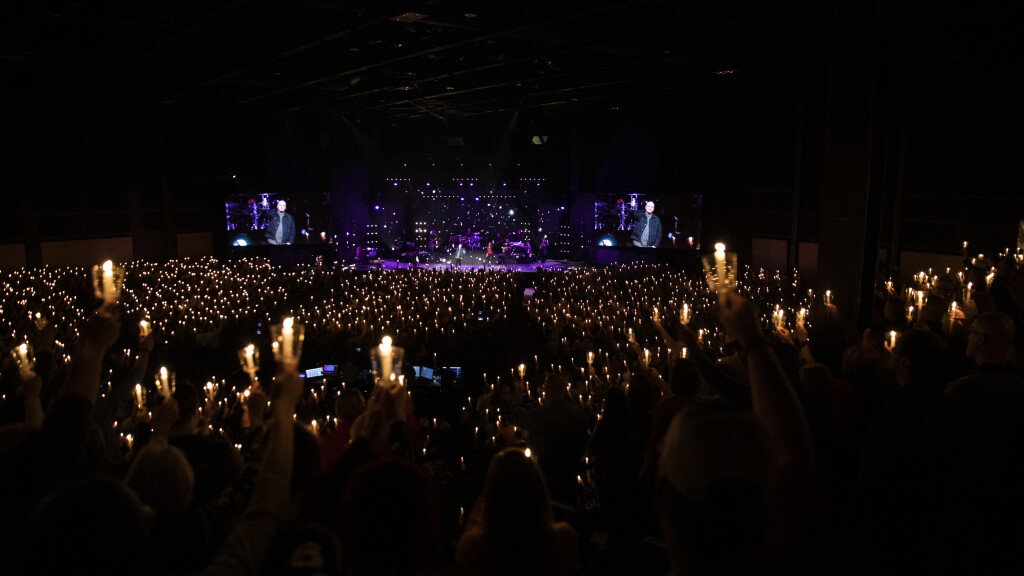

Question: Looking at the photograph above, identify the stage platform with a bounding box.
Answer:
[339,256,586,273]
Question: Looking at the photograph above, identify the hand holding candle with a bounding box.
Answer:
[92,260,124,304]
[702,243,737,305]
[14,342,35,374]
[239,344,259,378]
[272,317,304,364]
[156,366,175,399]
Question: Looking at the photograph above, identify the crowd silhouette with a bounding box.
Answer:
[1,252,1022,575]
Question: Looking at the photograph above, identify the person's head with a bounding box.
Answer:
[657,401,774,573]
[645,201,655,215]
[27,477,154,574]
[350,408,390,454]
[482,449,556,572]
[171,380,201,427]
[602,385,628,422]
[335,388,365,422]
[966,312,1016,366]
[883,297,905,323]
[277,200,287,213]
[891,329,952,389]
[670,358,701,399]
[293,422,322,497]
[339,457,439,575]
[626,371,658,413]
[542,372,569,402]
[125,443,195,513]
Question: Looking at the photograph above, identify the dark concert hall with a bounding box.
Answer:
[2,2,1022,574]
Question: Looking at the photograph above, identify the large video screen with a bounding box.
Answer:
[225,189,331,248]
[593,193,702,249]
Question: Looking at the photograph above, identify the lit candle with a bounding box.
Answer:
[379,335,393,383]
[680,303,690,325]
[282,317,294,362]
[680,347,688,359]
[824,290,833,307]
[796,308,807,329]
[643,348,650,366]
[714,243,727,305]
[134,384,144,409]
[652,307,659,322]
[101,260,115,302]
[906,305,914,323]
[587,351,594,365]
[157,366,171,399]
[889,330,898,350]
[773,309,785,332]
[16,343,30,370]
[139,320,150,338]
[518,363,526,378]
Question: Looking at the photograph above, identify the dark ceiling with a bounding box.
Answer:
[2,0,844,125]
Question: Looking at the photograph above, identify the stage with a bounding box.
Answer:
[226,242,701,274]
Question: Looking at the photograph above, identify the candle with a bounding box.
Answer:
[139,320,150,338]
[101,260,115,302]
[714,243,727,305]
[643,348,650,366]
[773,309,785,332]
[652,307,659,322]
[824,290,832,306]
[906,305,914,323]
[16,343,31,370]
[157,367,172,399]
[518,364,526,378]
[680,303,690,325]
[379,335,393,383]
[134,384,144,409]
[587,351,594,365]
[889,330,898,350]
[282,317,294,362]
[796,308,806,329]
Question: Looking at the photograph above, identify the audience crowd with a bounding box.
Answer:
[0,252,1022,575]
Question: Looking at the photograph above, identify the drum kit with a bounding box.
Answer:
[594,193,645,231]
[226,193,278,232]
[454,232,483,249]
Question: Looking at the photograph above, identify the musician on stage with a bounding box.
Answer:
[454,243,467,269]
[265,200,295,245]
[630,201,662,248]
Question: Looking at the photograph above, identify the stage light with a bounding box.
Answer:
[374,205,381,210]
[232,236,249,247]
[599,235,616,247]
[508,209,515,216]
